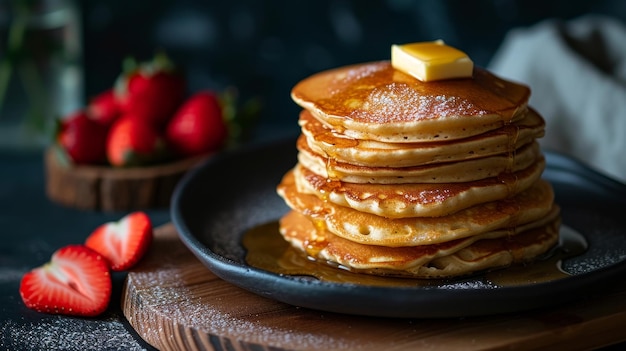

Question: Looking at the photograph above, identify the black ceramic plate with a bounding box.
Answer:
[171,137,626,318]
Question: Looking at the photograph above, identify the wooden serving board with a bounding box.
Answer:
[122,224,626,351]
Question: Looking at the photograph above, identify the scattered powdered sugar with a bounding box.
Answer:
[564,253,626,275]
[1,264,148,350]
[0,316,147,351]
[131,278,357,350]
[124,261,357,350]
[437,279,497,290]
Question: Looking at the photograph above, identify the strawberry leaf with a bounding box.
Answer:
[52,143,73,169]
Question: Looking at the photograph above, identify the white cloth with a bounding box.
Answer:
[489,15,626,183]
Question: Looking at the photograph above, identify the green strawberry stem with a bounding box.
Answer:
[220,87,262,147]
[116,52,177,95]
[151,51,176,72]
[121,51,176,77]
[121,56,138,75]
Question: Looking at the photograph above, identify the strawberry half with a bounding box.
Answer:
[85,211,153,271]
[19,245,112,317]
[165,90,228,157]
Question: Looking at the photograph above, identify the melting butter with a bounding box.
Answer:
[391,40,473,82]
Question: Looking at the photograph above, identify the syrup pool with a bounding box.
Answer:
[243,221,587,288]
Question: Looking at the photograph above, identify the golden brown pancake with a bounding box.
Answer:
[291,62,531,143]
[279,210,560,278]
[298,136,541,184]
[299,108,545,167]
[292,159,545,219]
[278,170,557,246]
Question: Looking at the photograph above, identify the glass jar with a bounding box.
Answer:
[0,0,83,150]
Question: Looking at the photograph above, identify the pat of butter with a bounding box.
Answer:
[391,40,473,82]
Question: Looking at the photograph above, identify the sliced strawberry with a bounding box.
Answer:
[114,53,186,127]
[57,110,109,165]
[165,90,228,157]
[85,211,153,271]
[87,89,121,127]
[19,245,112,317]
[106,115,167,167]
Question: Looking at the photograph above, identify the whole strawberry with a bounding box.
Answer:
[106,115,167,167]
[19,245,112,317]
[87,89,121,127]
[57,110,109,165]
[114,53,186,127]
[165,91,228,157]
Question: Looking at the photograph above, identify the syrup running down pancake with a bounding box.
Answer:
[298,136,542,184]
[278,171,558,247]
[299,108,545,168]
[276,42,561,279]
[292,159,545,218]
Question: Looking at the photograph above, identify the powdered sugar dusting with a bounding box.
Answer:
[0,317,146,351]
[129,267,357,350]
[119,243,359,350]
[333,62,386,86]
[438,279,497,290]
[352,83,484,123]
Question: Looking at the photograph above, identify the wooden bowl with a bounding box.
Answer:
[44,147,209,212]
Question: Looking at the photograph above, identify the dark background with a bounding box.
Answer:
[80,0,626,139]
[3,2,626,349]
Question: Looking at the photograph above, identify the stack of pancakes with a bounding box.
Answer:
[276,61,560,278]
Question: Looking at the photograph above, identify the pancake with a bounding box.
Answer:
[298,136,541,184]
[291,62,531,143]
[292,158,545,219]
[277,48,561,279]
[278,170,557,246]
[299,108,545,168]
[279,210,560,278]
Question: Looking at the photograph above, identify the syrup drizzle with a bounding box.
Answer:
[486,225,588,286]
[243,222,587,288]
